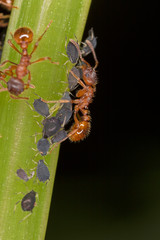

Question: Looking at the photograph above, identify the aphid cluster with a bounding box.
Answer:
[34,91,72,155]
[0,19,98,222]
[42,28,98,148]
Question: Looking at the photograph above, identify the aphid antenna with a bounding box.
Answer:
[25,100,42,117]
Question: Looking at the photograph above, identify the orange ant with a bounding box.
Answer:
[0,0,17,27]
[42,37,98,150]
[0,0,17,11]
[0,20,58,99]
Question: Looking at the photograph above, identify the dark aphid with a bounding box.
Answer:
[36,160,50,183]
[37,137,50,156]
[68,67,82,91]
[42,117,61,138]
[51,129,68,144]
[33,98,50,117]
[66,40,79,64]
[56,92,72,125]
[16,168,29,182]
[21,190,36,212]
[81,28,97,57]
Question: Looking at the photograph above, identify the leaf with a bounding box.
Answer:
[0,0,91,239]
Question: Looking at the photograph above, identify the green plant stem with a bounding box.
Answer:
[0,0,91,239]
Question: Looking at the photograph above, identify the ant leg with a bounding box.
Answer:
[0,60,18,68]
[69,39,91,67]
[49,128,78,154]
[0,14,10,19]
[30,57,59,65]
[0,87,8,92]
[69,69,86,88]
[10,95,29,100]
[25,71,35,89]
[3,64,17,77]
[29,20,53,56]
[85,40,99,69]
[0,1,18,9]
[7,39,22,55]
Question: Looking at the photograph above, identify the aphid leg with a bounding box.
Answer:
[85,39,99,69]
[14,200,20,212]
[19,212,32,223]
[7,39,22,55]
[29,20,53,56]
[30,57,59,65]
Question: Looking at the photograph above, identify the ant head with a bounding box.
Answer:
[82,64,97,86]
[14,27,33,46]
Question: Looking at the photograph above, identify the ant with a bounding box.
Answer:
[0,20,58,99]
[0,1,17,27]
[42,37,98,149]
[0,0,17,11]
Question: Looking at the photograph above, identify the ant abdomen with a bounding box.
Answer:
[69,120,91,142]
[7,77,24,95]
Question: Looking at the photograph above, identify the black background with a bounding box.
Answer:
[46,1,160,239]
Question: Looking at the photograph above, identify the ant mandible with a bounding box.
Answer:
[42,37,99,149]
[0,20,58,99]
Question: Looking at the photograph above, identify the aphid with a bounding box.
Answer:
[42,38,98,149]
[14,190,37,222]
[55,91,72,125]
[42,116,61,138]
[16,168,34,182]
[21,190,36,212]
[33,98,50,117]
[37,137,50,156]
[51,129,68,144]
[36,160,50,183]
[0,20,58,99]
[68,67,82,91]
[81,28,97,56]
[66,40,79,64]
[16,168,29,182]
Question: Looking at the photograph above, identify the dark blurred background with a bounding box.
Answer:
[46,0,160,239]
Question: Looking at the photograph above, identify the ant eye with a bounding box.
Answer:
[14,27,33,44]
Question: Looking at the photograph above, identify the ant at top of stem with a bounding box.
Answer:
[0,20,59,100]
[0,0,17,11]
[42,37,99,150]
